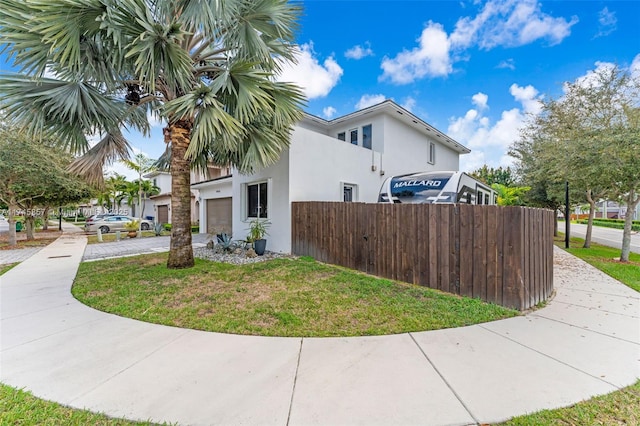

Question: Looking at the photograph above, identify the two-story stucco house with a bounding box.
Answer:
[192,100,471,253]
[146,165,231,225]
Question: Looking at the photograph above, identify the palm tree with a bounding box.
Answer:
[0,0,305,268]
[97,174,129,212]
[124,179,160,219]
[123,153,156,234]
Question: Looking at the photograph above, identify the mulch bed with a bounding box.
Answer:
[0,229,62,250]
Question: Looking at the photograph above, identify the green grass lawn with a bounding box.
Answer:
[72,253,518,337]
[0,384,165,425]
[4,238,638,424]
[555,234,640,292]
[499,380,640,425]
[0,263,18,275]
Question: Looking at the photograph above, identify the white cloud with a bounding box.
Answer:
[380,0,576,84]
[323,106,337,119]
[570,60,617,91]
[402,96,417,112]
[356,94,387,110]
[497,59,516,70]
[277,42,343,99]
[509,83,542,114]
[595,7,617,38]
[380,22,452,84]
[147,111,164,128]
[457,0,578,49]
[345,43,374,60]
[448,86,542,171]
[631,54,640,80]
[472,92,489,110]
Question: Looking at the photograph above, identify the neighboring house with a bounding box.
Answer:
[194,100,471,253]
[146,166,231,225]
[595,200,639,220]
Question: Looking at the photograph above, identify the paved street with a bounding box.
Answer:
[567,222,640,254]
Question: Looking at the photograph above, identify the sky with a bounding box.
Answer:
[2,0,640,180]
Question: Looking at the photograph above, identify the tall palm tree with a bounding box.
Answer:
[0,0,305,268]
[123,153,156,234]
[124,179,160,218]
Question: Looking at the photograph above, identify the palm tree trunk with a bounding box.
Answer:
[167,120,195,269]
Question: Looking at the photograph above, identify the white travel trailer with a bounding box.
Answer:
[378,171,498,205]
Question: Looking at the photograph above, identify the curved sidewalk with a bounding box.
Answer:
[1,235,638,426]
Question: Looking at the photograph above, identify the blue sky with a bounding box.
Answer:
[285,0,640,173]
[3,0,640,179]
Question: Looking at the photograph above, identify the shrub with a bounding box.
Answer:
[577,219,640,231]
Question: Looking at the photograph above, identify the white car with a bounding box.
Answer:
[84,215,153,233]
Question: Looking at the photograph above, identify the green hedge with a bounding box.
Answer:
[577,219,640,231]
[586,217,640,225]
[162,223,199,233]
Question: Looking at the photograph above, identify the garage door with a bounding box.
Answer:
[157,205,169,224]
[207,198,232,235]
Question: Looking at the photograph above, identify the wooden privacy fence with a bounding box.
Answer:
[291,202,554,311]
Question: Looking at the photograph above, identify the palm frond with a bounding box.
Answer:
[0,74,126,135]
[0,0,108,75]
[68,130,131,186]
[159,0,230,39]
[221,0,302,71]
[123,7,194,94]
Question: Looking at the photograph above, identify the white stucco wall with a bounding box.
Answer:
[198,105,466,254]
[382,115,460,172]
[289,126,388,204]
[232,150,291,253]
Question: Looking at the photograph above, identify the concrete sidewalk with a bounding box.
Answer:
[1,234,638,426]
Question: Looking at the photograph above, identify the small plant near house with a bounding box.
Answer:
[154,223,164,236]
[248,219,270,241]
[248,219,271,256]
[124,219,140,237]
[215,233,236,253]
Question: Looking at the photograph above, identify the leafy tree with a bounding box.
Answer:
[491,183,530,206]
[470,166,516,186]
[512,65,639,259]
[0,122,92,244]
[0,0,304,268]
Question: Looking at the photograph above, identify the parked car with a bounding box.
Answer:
[84,216,153,233]
[85,213,117,227]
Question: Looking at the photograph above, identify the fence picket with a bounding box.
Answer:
[291,202,553,311]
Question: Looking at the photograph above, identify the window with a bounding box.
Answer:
[246,182,268,219]
[477,190,484,205]
[362,124,372,149]
[343,186,353,202]
[350,129,358,145]
[337,132,346,141]
[428,142,436,164]
[341,182,357,202]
